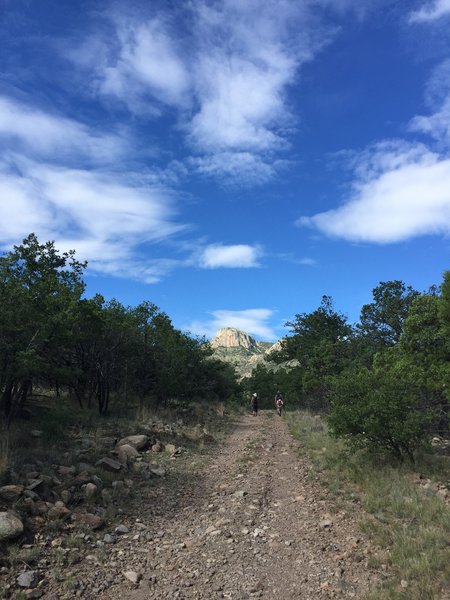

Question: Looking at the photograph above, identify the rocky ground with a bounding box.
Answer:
[1,411,384,599]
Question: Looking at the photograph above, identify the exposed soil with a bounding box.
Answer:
[96,411,380,600]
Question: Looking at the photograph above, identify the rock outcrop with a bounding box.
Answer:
[210,328,258,350]
[209,328,275,378]
[209,328,298,379]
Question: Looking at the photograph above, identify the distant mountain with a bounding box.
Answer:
[210,327,282,378]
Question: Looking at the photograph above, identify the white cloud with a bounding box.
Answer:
[185,308,277,340]
[71,1,337,185]
[409,60,450,145]
[299,144,450,243]
[410,99,450,144]
[199,244,262,268]
[189,53,295,153]
[186,0,316,178]
[99,20,190,109]
[409,0,450,22]
[0,96,127,164]
[0,156,186,281]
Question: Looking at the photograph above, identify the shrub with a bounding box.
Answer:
[328,367,434,462]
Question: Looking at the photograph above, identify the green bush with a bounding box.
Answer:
[328,367,434,462]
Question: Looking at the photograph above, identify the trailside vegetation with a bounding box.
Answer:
[260,278,450,461]
[0,235,240,425]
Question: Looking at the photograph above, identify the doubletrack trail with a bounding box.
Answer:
[110,411,379,600]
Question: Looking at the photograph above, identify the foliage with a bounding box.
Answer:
[328,366,433,462]
[0,234,86,421]
[358,280,419,349]
[0,234,240,424]
[266,295,352,411]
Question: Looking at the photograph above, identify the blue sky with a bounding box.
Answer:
[1,0,449,341]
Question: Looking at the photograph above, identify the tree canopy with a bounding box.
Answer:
[0,235,240,423]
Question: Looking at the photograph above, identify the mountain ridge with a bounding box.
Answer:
[210,327,280,378]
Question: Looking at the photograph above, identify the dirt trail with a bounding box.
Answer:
[106,411,379,600]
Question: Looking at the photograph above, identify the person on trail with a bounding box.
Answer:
[251,393,259,416]
[274,391,284,415]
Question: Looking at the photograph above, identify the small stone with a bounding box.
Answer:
[150,467,166,477]
[17,570,40,588]
[234,490,247,498]
[319,519,333,529]
[400,580,409,589]
[24,589,43,598]
[86,555,100,564]
[123,571,142,585]
[165,443,176,454]
[103,534,116,544]
[152,441,163,452]
[115,524,129,535]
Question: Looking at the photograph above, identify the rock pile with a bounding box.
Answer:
[0,420,187,598]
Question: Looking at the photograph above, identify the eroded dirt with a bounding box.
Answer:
[103,411,380,599]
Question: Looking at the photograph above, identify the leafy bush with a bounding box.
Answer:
[328,367,434,462]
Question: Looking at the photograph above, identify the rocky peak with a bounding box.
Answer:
[210,328,257,350]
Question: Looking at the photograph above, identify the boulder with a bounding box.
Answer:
[47,502,71,520]
[58,465,76,477]
[26,479,44,491]
[76,471,93,484]
[0,484,24,502]
[71,512,104,530]
[32,501,50,516]
[117,444,140,466]
[116,435,149,451]
[84,483,98,499]
[0,512,24,541]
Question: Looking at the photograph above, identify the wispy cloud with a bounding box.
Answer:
[0,156,186,281]
[68,0,339,185]
[97,19,191,112]
[409,0,450,23]
[0,95,127,164]
[199,244,262,268]
[185,308,277,340]
[189,152,283,185]
[300,32,450,246]
[409,60,450,145]
[299,143,450,243]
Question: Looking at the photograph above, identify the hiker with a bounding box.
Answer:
[274,391,284,415]
[251,392,259,416]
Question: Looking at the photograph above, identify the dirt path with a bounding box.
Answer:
[104,411,379,600]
